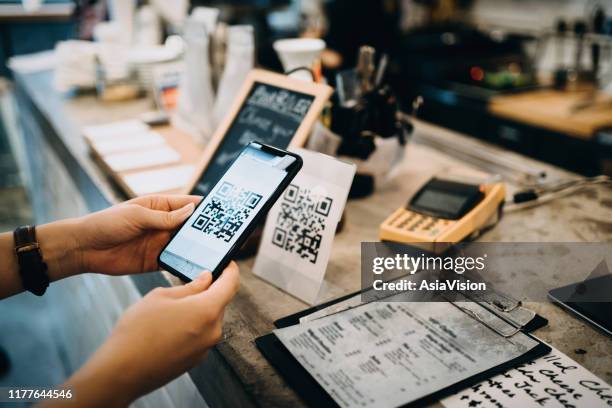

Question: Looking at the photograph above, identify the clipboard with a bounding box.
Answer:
[256,332,551,408]
[256,291,550,408]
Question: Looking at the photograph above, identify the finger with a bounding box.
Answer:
[198,261,240,310]
[129,195,202,212]
[133,202,195,230]
[163,271,213,298]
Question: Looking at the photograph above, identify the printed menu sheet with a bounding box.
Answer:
[442,345,612,408]
[274,301,544,408]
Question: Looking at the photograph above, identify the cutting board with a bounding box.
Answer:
[489,89,612,139]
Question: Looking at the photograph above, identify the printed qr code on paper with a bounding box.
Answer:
[271,184,333,264]
[191,181,262,242]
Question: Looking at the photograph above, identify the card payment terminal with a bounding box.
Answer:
[379,178,505,252]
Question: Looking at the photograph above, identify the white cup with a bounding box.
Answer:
[273,38,325,82]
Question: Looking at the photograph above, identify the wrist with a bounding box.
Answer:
[64,365,133,408]
[36,220,83,281]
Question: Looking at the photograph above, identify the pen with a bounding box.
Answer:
[374,54,388,88]
[357,45,376,94]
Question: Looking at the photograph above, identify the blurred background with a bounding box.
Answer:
[2,0,612,174]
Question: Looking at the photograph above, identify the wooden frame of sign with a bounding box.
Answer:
[184,68,333,194]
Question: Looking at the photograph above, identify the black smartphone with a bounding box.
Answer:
[548,274,612,337]
[158,142,302,281]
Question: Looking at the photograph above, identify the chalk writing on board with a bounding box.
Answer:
[247,85,313,121]
[236,107,272,132]
[191,82,314,196]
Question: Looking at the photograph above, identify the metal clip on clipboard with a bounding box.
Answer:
[448,298,523,338]
[443,287,542,338]
[456,289,537,333]
[439,275,537,335]
[478,292,522,313]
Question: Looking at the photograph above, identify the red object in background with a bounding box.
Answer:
[470,66,484,82]
[160,86,178,111]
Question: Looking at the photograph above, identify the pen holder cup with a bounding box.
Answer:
[308,121,410,199]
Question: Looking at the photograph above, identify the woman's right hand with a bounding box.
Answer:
[53,262,240,408]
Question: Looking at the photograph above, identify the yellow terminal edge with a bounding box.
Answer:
[379,178,506,253]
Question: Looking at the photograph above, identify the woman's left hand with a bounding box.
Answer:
[73,195,199,276]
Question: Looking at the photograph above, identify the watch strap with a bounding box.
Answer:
[13,225,49,296]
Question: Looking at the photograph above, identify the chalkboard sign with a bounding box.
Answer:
[187,69,332,196]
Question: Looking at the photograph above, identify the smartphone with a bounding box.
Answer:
[158,142,302,281]
[548,274,612,337]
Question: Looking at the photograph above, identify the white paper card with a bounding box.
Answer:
[104,146,181,172]
[274,301,542,408]
[92,131,165,154]
[253,148,356,304]
[442,345,612,408]
[83,120,149,142]
[123,165,195,196]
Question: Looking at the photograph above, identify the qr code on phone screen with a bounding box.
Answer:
[271,184,333,264]
[191,182,262,242]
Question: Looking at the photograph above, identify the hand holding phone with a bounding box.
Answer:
[67,263,240,407]
[158,142,302,281]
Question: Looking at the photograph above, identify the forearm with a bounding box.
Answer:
[0,220,82,299]
[38,337,139,408]
[37,369,132,408]
[37,369,133,408]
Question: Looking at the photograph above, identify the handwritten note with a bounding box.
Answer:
[442,345,612,408]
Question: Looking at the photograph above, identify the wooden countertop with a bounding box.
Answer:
[12,68,612,407]
[489,89,612,139]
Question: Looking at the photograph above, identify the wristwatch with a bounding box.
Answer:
[13,225,50,296]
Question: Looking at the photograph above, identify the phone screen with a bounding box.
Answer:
[159,143,297,280]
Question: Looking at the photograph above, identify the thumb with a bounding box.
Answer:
[164,271,213,298]
[135,202,195,230]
